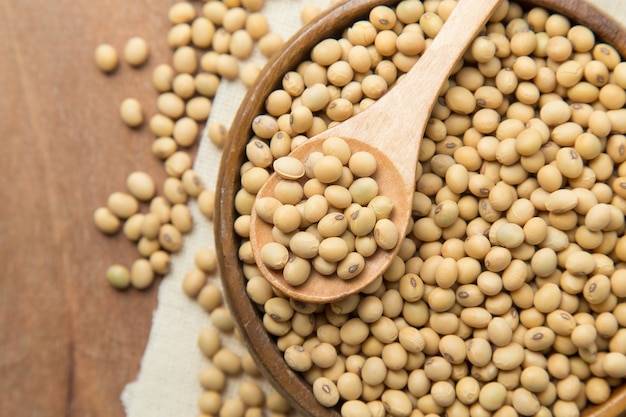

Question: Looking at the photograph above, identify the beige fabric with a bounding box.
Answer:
[121,1,625,416]
[591,0,626,23]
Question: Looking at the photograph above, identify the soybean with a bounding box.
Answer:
[94,44,118,73]
[123,36,149,66]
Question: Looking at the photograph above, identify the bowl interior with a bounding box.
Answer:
[215,1,626,416]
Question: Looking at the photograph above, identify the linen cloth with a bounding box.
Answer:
[121,1,626,416]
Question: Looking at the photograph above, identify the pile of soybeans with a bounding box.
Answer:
[231,1,626,417]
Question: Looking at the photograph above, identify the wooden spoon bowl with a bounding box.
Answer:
[215,1,626,416]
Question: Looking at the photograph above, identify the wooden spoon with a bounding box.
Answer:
[249,0,503,303]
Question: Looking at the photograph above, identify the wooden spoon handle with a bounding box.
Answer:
[331,0,502,180]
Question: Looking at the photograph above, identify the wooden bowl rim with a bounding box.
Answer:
[214,1,626,417]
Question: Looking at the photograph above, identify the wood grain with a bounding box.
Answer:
[0,0,177,416]
[216,1,626,417]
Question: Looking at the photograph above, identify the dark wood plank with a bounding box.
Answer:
[0,0,176,416]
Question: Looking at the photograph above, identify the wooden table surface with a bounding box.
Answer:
[0,0,178,415]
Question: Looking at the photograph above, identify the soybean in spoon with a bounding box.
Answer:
[250,0,503,303]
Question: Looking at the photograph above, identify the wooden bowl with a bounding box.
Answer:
[215,1,626,416]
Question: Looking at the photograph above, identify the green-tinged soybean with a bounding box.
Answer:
[106,264,130,289]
